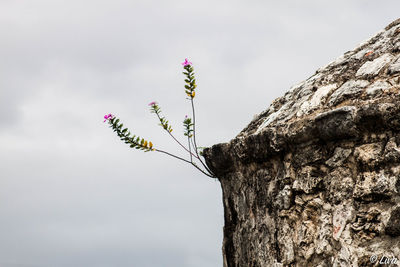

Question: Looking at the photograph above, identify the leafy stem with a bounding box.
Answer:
[108,116,154,152]
[104,58,216,179]
[183,64,215,175]
[150,103,199,159]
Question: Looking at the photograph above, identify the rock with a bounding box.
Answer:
[366,80,392,96]
[325,147,352,168]
[384,137,400,162]
[386,207,400,237]
[328,80,369,106]
[332,200,355,241]
[203,19,400,267]
[293,166,322,194]
[388,56,400,74]
[325,167,354,203]
[276,185,292,210]
[315,106,358,141]
[353,170,398,201]
[356,53,395,77]
[354,142,383,167]
[297,84,337,116]
[351,207,383,241]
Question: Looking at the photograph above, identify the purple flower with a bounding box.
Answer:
[103,113,114,122]
[185,115,188,119]
[181,58,192,66]
[148,101,157,106]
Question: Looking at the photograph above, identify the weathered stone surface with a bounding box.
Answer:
[328,80,369,106]
[354,142,383,167]
[366,80,392,96]
[353,170,399,201]
[386,207,400,237]
[325,167,354,203]
[204,19,400,267]
[388,56,400,74]
[297,84,336,116]
[384,137,400,162]
[315,106,358,140]
[356,53,394,77]
[325,147,352,168]
[332,200,355,241]
[293,166,323,194]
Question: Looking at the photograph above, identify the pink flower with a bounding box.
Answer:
[181,58,192,66]
[103,113,114,122]
[148,101,157,106]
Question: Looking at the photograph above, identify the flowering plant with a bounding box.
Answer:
[104,59,215,178]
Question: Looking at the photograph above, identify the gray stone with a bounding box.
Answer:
[256,100,293,132]
[353,170,398,201]
[332,200,355,241]
[356,53,394,77]
[293,166,322,194]
[388,56,400,74]
[297,84,337,116]
[203,19,400,267]
[315,106,358,141]
[325,147,352,168]
[276,185,292,210]
[328,80,369,106]
[366,80,392,96]
[325,167,354,203]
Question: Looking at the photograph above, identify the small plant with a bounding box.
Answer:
[104,59,216,178]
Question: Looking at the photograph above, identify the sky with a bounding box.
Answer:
[0,1,399,266]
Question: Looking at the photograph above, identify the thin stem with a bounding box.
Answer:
[188,136,192,163]
[190,137,196,153]
[190,98,215,175]
[155,149,192,164]
[154,111,199,159]
[155,149,215,178]
[168,131,199,159]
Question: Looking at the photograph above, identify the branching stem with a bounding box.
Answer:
[154,111,199,159]
[155,149,215,178]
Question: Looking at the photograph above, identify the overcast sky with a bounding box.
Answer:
[0,1,399,266]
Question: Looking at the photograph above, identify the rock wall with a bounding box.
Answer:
[204,19,400,267]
